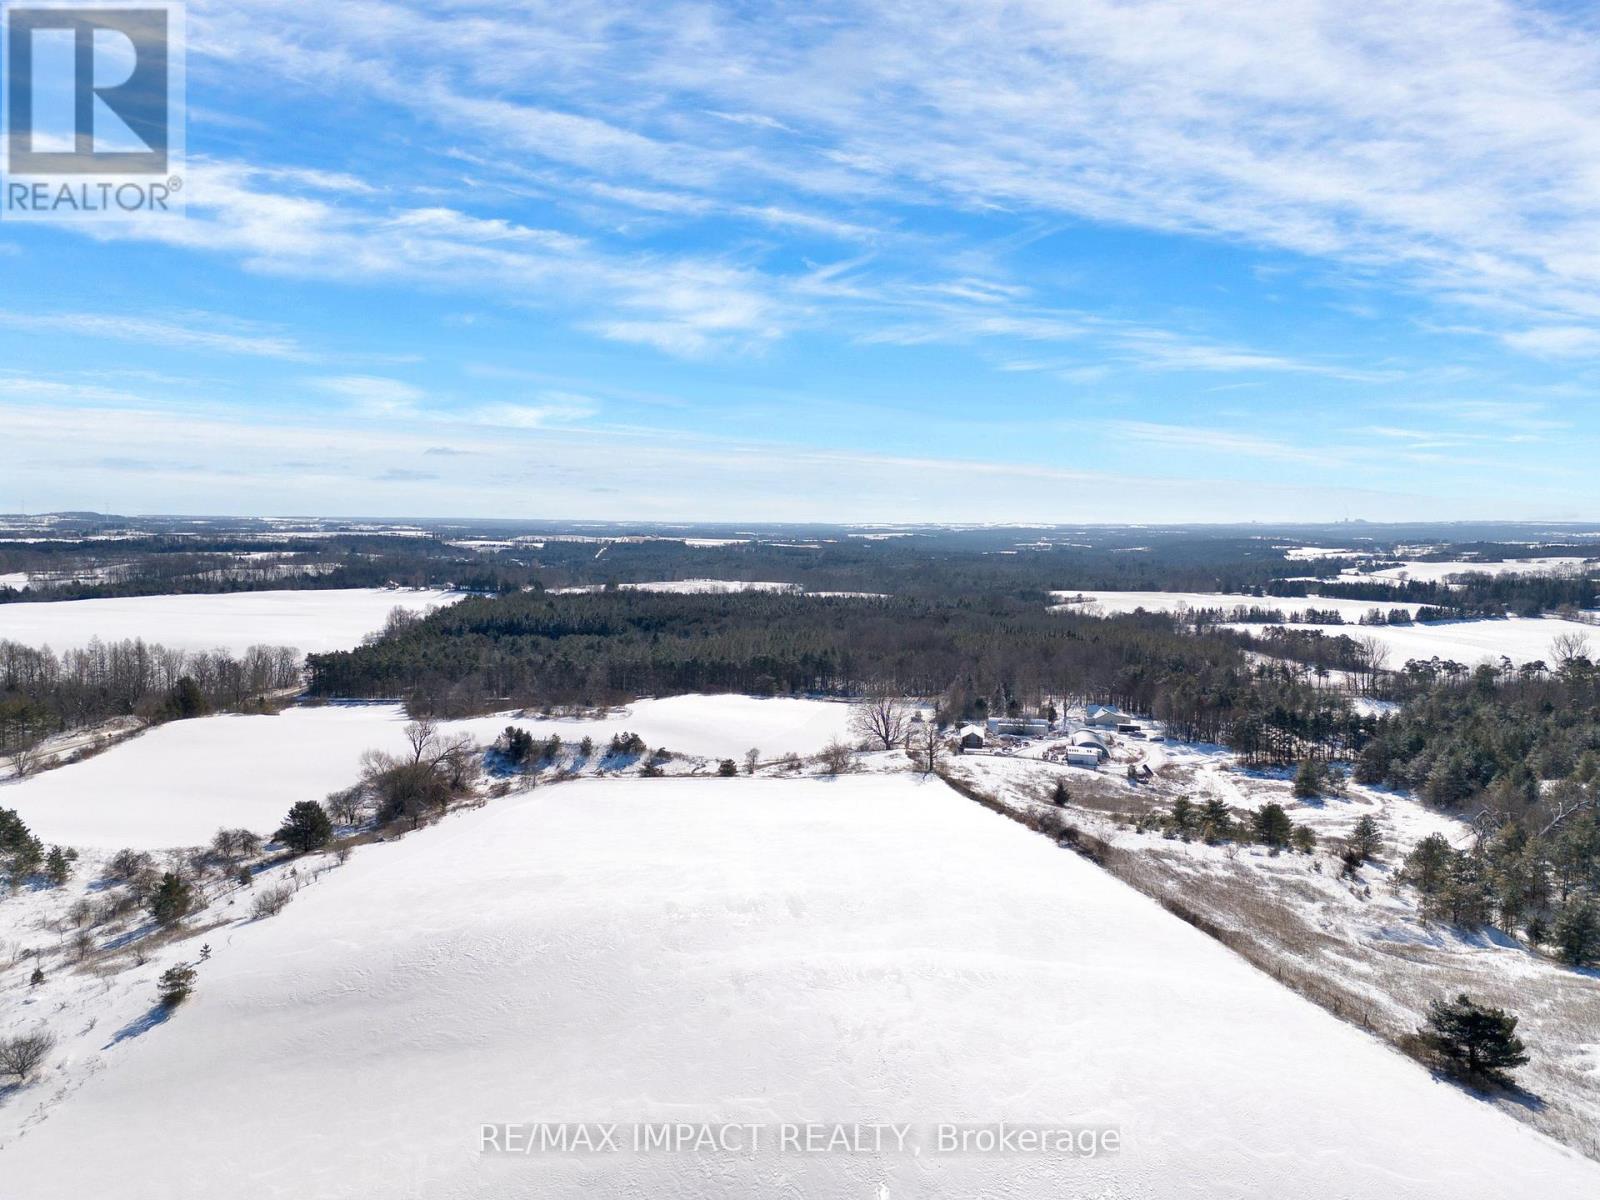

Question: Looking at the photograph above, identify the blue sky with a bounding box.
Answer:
[3,0,1600,522]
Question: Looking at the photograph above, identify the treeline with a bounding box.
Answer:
[8,525,1591,619]
[1344,657,1600,965]
[1263,569,1596,618]
[0,638,301,756]
[305,591,1356,763]
[1354,658,1600,806]
[1184,603,1405,627]
[307,592,1247,712]
[0,536,527,604]
[1398,798,1600,967]
[1220,667,1369,764]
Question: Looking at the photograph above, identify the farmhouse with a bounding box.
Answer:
[1084,704,1130,728]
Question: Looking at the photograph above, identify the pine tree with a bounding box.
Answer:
[166,676,209,720]
[1401,833,1455,895]
[1052,778,1072,808]
[1441,851,1494,927]
[29,965,44,988]
[1347,815,1382,862]
[1200,797,1232,842]
[1419,993,1529,1087]
[157,963,198,1008]
[276,801,333,853]
[1525,913,1550,949]
[1252,803,1294,850]
[1292,759,1322,799]
[44,845,73,886]
[6,831,43,881]
[1554,897,1600,967]
[148,872,194,926]
[1168,796,1194,833]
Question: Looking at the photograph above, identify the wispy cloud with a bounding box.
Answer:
[0,395,1474,522]
[8,0,1600,519]
[1109,421,1341,466]
[0,309,308,359]
[186,0,1600,352]
[1499,326,1600,358]
[310,375,427,416]
[96,161,793,358]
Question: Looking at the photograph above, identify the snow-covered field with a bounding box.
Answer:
[552,579,801,595]
[2,696,858,849]
[1282,545,1369,560]
[1245,614,1598,667]
[0,588,461,656]
[1351,558,1594,582]
[1052,589,1420,620]
[5,774,1593,1198]
[943,738,1600,1157]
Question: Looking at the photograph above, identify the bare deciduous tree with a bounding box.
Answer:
[909,720,945,774]
[325,786,365,826]
[817,740,856,775]
[251,884,295,919]
[850,691,913,751]
[8,739,43,779]
[0,1029,56,1080]
[1352,635,1391,695]
[403,718,440,764]
[1551,631,1593,669]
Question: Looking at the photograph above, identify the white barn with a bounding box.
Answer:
[986,717,1050,738]
[1085,704,1131,728]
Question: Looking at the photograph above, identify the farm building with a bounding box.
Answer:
[986,717,1050,738]
[1085,704,1130,728]
[1064,748,1102,768]
[1069,730,1109,758]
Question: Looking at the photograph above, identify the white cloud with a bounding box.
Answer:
[1108,421,1341,466]
[465,397,598,428]
[1499,325,1600,358]
[185,0,1600,351]
[0,309,307,359]
[87,161,793,358]
[310,375,427,416]
[0,396,1485,522]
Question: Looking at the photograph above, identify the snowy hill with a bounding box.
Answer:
[4,775,1594,1198]
[0,588,460,657]
[2,696,857,849]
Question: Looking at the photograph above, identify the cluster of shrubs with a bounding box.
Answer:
[497,726,659,773]
[0,1029,55,1081]
[1139,796,1326,856]
[498,726,581,768]
[350,720,480,827]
